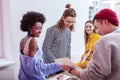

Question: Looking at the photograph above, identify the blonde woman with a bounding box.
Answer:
[76,20,101,69]
[42,4,77,63]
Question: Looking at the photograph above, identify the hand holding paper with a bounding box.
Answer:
[55,57,81,71]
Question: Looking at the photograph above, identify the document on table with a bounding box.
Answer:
[55,57,81,71]
[46,73,71,80]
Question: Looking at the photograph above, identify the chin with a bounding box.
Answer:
[36,35,40,37]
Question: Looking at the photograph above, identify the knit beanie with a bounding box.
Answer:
[94,8,119,26]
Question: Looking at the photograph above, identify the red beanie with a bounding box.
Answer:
[94,8,119,26]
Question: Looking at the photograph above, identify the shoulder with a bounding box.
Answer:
[90,33,101,39]
[46,25,60,34]
[47,25,58,31]
[102,28,120,39]
[29,38,37,47]
[93,33,101,37]
[95,34,101,39]
[28,38,38,57]
[96,33,114,46]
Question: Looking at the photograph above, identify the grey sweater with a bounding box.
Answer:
[80,28,120,80]
[42,25,71,63]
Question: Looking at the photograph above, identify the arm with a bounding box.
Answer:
[80,39,112,80]
[62,38,112,80]
[42,27,57,63]
[69,68,80,78]
[29,38,37,57]
[61,65,80,78]
[36,61,61,76]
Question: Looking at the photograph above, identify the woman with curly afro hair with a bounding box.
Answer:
[19,11,63,80]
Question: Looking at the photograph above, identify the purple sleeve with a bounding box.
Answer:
[36,60,61,76]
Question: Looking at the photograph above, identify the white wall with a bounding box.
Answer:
[0,0,2,57]
[0,0,89,80]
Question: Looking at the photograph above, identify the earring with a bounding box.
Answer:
[28,31,32,36]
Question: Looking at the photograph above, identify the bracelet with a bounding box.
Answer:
[69,68,74,73]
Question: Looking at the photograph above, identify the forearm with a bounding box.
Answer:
[69,69,80,78]
[61,65,81,79]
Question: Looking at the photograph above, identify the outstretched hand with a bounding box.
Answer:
[60,65,81,79]
[61,65,74,72]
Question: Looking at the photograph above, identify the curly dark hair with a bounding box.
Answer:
[20,11,46,31]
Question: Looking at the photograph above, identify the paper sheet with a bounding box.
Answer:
[46,73,71,80]
[55,57,81,71]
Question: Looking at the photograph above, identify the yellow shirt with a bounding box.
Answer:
[76,33,101,69]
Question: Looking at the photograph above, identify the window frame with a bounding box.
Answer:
[0,0,15,68]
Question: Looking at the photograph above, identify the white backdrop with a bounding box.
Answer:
[0,0,89,80]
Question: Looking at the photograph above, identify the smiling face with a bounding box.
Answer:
[29,22,42,37]
[85,22,95,35]
[62,16,75,28]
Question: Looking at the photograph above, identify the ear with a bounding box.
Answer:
[103,19,109,25]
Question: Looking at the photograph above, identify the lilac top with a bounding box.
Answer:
[18,48,61,80]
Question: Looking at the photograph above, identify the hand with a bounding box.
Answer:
[57,74,64,80]
[80,56,84,61]
[61,65,81,79]
[60,65,73,72]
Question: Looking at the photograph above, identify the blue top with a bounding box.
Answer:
[18,48,61,80]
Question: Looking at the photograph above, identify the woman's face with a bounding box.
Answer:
[63,16,75,28]
[30,22,42,37]
[85,22,94,35]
